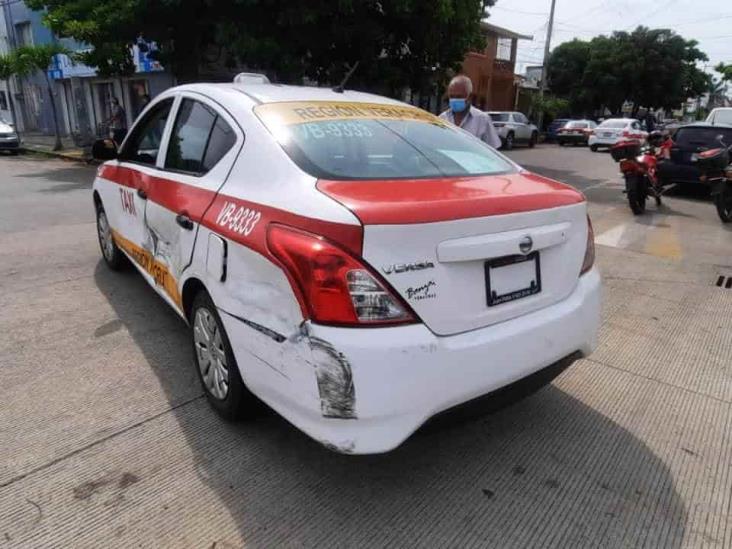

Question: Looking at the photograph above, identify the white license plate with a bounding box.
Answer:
[485,252,541,306]
[603,132,613,138]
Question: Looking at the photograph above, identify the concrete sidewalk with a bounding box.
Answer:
[20,132,90,162]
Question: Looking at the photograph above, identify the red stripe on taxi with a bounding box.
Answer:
[98,164,363,256]
[316,172,585,225]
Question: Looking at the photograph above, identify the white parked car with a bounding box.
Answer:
[488,111,540,150]
[0,118,20,154]
[706,108,732,127]
[92,80,601,454]
[589,118,647,151]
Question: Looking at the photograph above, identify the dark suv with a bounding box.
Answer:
[658,124,732,185]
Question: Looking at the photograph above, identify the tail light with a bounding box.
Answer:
[267,225,417,326]
[581,216,595,275]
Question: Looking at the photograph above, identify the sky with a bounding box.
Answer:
[487,0,732,80]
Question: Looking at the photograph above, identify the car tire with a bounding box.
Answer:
[590,144,598,152]
[558,141,566,147]
[9,150,19,156]
[529,132,538,148]
[504,132,514,150]
[190,290,258,421]
[96,203,128,270]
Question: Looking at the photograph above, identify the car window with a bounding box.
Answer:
[674,127,732,148]
[255,103,515,180]
[120,98,174,165]
[203,116,237,172]
[599,120,629,129]
[631,121,640,130]
[489,113,510,122]
[590,122,598,128]
[166,99,236,175]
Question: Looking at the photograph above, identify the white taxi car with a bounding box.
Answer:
[589,118,647,151]
[92,79,601,454]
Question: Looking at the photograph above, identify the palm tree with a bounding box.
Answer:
[13,44,70,151]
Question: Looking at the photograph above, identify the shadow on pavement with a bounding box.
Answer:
[94,261,687,547]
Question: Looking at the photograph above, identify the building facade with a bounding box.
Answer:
[1,1,175,142]
[461,22,532,112]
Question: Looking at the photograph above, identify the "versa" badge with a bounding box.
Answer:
[382,261,435,275]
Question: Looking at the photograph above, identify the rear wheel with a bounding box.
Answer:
[190,290,257,420]
[714,187,732,223]
[529,132,538,148]
[96,204,127,270]
[626,174,647,215]
[558,140,566,147]
[590,144,599,152]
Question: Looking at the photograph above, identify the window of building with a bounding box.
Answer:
[0,91,8,111]
[496,37,512,61]
[15,22,33,47]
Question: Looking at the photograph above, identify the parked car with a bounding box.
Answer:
[557,120,598,146]
[91,80,600,454]
[657,123,732,185]
[706,108,732,127]
[546,118,570,142]
[488,111,540,150]
[589,118,647,151]
[0,118,20,154]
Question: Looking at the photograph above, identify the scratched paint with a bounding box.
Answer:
[307,336,356,419]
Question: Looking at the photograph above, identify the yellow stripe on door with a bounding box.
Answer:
[111,229,183,309]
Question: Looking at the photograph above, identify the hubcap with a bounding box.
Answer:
[193,308,229,400]
[97,210,115,261]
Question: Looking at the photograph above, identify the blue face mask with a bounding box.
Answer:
[449,98,468,113]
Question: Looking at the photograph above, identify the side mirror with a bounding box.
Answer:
[92,138,118,161]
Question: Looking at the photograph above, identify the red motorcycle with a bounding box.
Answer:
[611,131,672,215]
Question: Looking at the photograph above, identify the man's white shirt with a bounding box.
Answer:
[439,106,502,149]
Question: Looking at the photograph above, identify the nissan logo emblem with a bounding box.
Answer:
[519,236,533,254]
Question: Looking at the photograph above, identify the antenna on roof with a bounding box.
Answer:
[332,62,359,94]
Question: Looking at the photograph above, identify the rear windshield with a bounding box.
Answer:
[566,121,589,129]
[255,101,515,180]
[599,120,628,129]
[489,113,510,122]
[674,127,732,148]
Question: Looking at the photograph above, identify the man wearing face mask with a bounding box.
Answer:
[439,75,502,149]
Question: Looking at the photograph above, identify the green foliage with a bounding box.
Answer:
[0,54,16,81]
[531,94,570,119]
[716,63,732,83]
[12,43,70,77]
[27,0,494,91]
[547,27,710,114]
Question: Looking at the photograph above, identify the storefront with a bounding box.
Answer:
[49,40,175,142]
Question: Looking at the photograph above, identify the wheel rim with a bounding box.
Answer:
[97,210,115,261]
[193,308,230,400]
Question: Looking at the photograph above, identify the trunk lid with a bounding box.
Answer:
[317,172,588,336]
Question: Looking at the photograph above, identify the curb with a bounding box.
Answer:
[22,144,97,164]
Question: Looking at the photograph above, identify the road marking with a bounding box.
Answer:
[595,222,630,248]
[595,214,683,260]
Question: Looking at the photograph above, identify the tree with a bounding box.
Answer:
[13,44,69,151]
[546,27,709,115]
[27,0,494,94]
[706,77,728,110]
[716,63,732,83]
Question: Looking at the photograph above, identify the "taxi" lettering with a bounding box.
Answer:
[119,188,137,217]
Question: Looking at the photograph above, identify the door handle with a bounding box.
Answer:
[176,213,194,230]
[137,188,147,200]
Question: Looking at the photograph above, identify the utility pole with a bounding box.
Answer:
[537,0,557,131]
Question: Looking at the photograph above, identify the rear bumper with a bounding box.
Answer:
[241,268,601,454]
[558,134,589,143]
[588,136,619,147]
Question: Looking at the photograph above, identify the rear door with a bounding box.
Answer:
[513,113,531,140]
[143,94,242,289]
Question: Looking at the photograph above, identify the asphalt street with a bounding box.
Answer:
[1,145,731,547]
